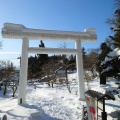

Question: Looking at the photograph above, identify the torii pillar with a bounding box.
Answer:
[2,23,97,104]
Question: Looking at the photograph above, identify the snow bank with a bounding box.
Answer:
[91,83,118,94]
[68,72,77,81]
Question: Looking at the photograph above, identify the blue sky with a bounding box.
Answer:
[0,0,114,66]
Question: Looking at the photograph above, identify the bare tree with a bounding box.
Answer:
[42,59,58,87]
[84,49,99,78]
[0,60,16,95]
[58,43,76,93]
[59,42,67,48]
[59,55,76,93]
[11,79,19,97]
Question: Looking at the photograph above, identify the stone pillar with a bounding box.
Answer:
[75,40,85,100]
[18,37,29,104]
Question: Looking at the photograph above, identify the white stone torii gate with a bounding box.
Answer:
[2,23,97,104]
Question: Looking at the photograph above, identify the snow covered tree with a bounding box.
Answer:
[101,0,120,81]
[97,42,112,84]
[101,48,120,79]
[97,42,112,68]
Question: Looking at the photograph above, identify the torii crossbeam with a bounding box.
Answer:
[2,23,97,104]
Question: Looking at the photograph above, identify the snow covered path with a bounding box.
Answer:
[0,77,120,120]
[26,84,85,120]
[0,83,85,120]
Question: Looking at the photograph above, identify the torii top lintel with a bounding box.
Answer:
[2,23,97,42]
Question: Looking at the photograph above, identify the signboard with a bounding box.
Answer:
[85,95,97,120]
[98,101,103,111]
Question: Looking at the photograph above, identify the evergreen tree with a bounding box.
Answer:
[97,42,112,84]
[82,47,86,60]
[101,0,120,80]
[28,55,38,78]
[82,47,87,69]
[101,48,120,79]
[68,55,76,70]
[28,40,48,79]
[108,0,120,48]
[109,10,120,48]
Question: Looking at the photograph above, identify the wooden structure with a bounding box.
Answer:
[85,90,115,120]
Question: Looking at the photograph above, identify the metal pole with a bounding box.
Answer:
[102,99,107,120]
[97,100,98,120]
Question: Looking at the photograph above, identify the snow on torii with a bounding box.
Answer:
[2,23,97,104]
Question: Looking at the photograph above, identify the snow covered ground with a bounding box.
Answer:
[0,73,120,120]
[0,82,86,120]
